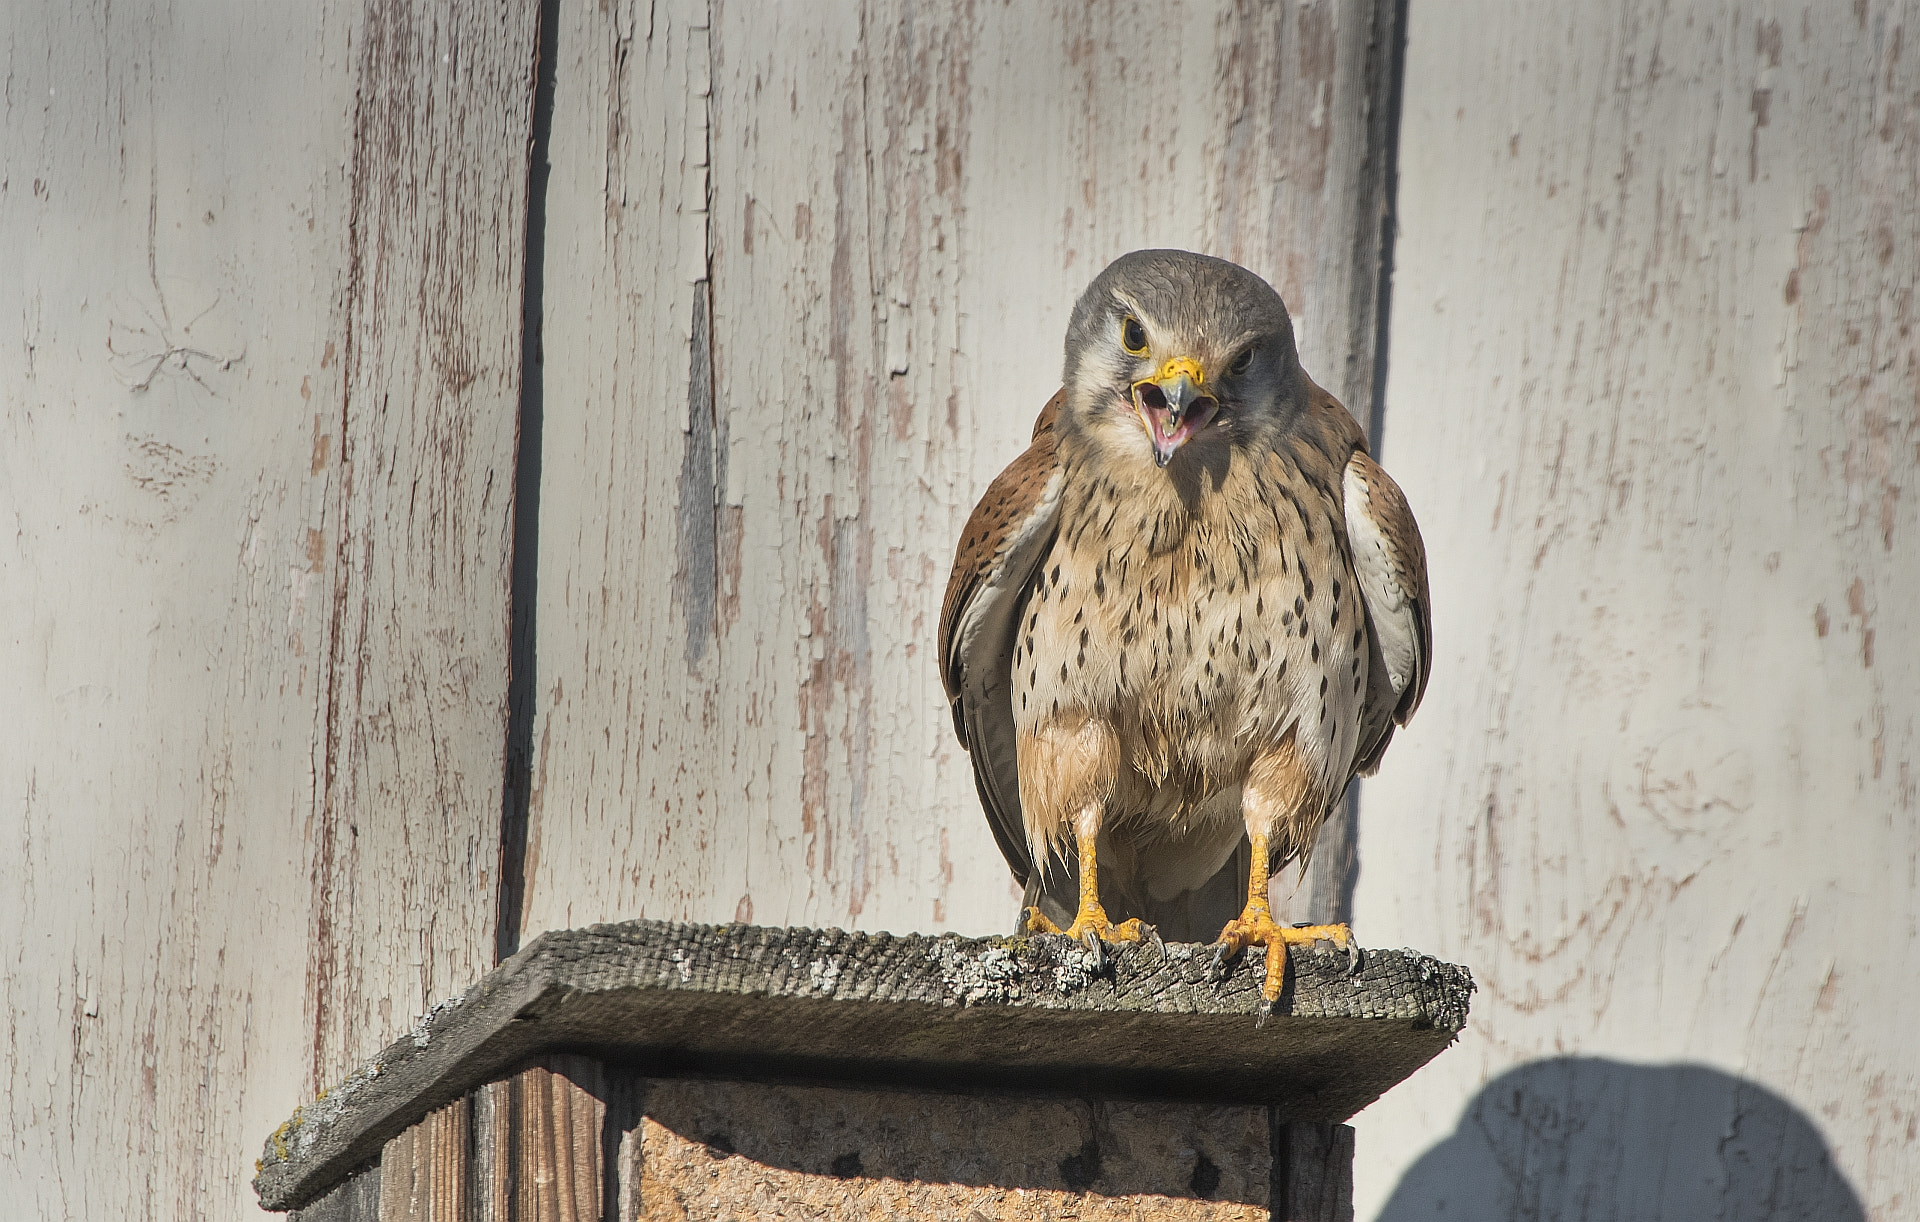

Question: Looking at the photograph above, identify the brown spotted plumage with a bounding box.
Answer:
[938,250,1431,1009]
[938,392,1064,881]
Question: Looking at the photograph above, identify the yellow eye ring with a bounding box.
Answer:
[1121,315,1148,356]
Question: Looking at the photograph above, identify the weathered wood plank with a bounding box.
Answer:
[522,0,1402,947]
[473,1080,514,1222]
[605,1073,646,1222]
[307,0,540,1083]
[292,1164,383,1222]
[0,1,538,1218]
[1356,2,1920,1218]
[1275,1122,1356,1222]
[513,1058,608,1222]
[0,3,355,1219]
[468,1061,611,1222]
[378,1097,471,1222]
[509,0,716,940]
[252,918,1469,1210]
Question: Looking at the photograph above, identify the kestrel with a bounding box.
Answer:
[939,250,1430,1008]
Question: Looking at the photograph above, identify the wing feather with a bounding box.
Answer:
[937,393,1065,886]
[1343,449,1432,775]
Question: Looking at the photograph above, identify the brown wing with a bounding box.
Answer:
[1342,447,1432,776]
[937,392,1065,886]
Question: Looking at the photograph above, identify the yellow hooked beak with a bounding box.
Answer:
[1132,356,1220,467]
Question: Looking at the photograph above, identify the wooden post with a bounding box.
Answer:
[303,1068,1360,1222]
[264,920,1468,1220]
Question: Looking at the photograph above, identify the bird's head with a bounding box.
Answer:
[1060,249,1304,471]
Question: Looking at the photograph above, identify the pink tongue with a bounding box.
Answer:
[1145,406,1183,441]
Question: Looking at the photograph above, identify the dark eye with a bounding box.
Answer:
[1121,316,1148,356]
[1229,346,1256,376]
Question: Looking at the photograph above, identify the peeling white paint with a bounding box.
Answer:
[1355,5,1920,1218]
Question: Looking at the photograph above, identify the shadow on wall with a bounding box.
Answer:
[1374,1058,1865,1222]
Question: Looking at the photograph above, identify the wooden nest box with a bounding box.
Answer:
[255,919,1472,1220]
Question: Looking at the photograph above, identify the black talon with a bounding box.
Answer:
[1209,941,1235,980]
[1345,941,1363,977]
[1254,1000,1271,1030]
[1080,930,1108,972]
[1145,924,1167,957]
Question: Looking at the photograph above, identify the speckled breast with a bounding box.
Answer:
[1013,453,1370,802]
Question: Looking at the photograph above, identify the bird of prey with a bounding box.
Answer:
[938,250,1429,1007]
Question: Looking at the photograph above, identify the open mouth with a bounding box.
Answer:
[1133,381,1220,467]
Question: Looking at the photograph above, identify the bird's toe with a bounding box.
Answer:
[1144,923,1167,957]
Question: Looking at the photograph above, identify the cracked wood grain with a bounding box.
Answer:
[377,1097,469,1222]
[253,918,1470,1211]
[1355,3,1920,1218]
[1,2,537,1218]
[521,0,1403,951]
[309,0,540,1089]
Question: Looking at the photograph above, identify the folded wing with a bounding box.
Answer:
[937,393,1065,887]
[1342,448,1432,776]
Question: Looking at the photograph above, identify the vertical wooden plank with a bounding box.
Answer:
[429,1097,473,1220]
[523,0,1399,943]
[607,1074,647,1222]
[512,0,713,938]
[473,1079,515,1222]
[293,1163,384,1222]
[307,0,541,1085]
[1356,3,1920,1219]
[1274,1121,1356,1222]
[0,3,355,1219]
[504,1059,608,1222]
[379,1097,471,1222]
[1,1,537,1217]
[526,1057,608,1222]
[382,1127,418,1222]
[473,1060,610,1222]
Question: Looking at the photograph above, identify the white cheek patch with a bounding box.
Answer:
[1084,402,1154,465]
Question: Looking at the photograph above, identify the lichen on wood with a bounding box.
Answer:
[256,918,1471,1212]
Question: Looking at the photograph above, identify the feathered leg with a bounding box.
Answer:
[1018,715,1144,956]
[1211,733,1357,1012]
[1024,818,1147,953]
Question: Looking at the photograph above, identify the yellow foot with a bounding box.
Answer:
[1025,902,1146,946]
[1211,906,1360,1009]
[1022,829,1163,966]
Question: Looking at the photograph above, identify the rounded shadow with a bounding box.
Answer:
[1375,1057,1865,1221]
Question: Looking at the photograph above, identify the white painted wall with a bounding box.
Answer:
[519,0,1396,942]
[12,1,1915,1219]
[1,3,1393,1216]
[1,1,535,1217]
[1354,3,1920,1219]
